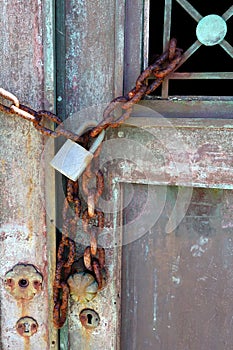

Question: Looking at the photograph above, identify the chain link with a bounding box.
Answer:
[0,38,183,328]
[0,91,88,144]
[53,179,80,328]
[81,138,106,290]
[90,38,183,137]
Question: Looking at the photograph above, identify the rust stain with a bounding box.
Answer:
[32,2,43,86]
[20,300,27,318]
[24,337,30,350]
[5,264,43,303]
[26,132,32,152]
[26,176,34,239]
[1,159,7,174]
[81,327,91,350]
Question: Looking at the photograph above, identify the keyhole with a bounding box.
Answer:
[79,309,100,329]
[87,314,93,324]
[18,279,29,288]
[23,322,30,333]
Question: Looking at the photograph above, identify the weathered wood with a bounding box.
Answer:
[0,1,56,349]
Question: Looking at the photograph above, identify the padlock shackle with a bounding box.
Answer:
[89,130,105,154]
[73,120,105,154]
[74,120,99,137]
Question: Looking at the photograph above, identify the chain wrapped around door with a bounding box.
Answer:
[0,38,183,328]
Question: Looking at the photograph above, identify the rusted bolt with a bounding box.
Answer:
[16,317,38,337]
[4,264,43,300]
[79,309,100,329]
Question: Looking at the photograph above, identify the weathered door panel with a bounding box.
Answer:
[56,1,125,349]
[121,186,233,350]
[106,117,233,349]
[0,1,56,349]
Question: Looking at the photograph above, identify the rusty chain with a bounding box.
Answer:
[0,89,88,144]
[53,179,80,328]
[82,143,106,289]
[90,38,183,137]
[0,38,183,328]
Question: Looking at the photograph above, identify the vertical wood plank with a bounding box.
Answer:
[0,1,56,348]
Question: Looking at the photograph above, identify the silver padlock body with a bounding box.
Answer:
[50,139,93,181]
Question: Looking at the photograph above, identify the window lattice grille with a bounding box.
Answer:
[148,0,233,97]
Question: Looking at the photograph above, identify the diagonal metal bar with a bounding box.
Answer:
[174,40,202,71]
[176,0,202,22]
[219,39,233,59]
[222,5,233,21]
[163,39,201,97]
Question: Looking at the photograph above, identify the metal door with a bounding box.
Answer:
[1,1,233,349]
[1,0,124,349]
[0,0,57,348]
[120,1,233,349]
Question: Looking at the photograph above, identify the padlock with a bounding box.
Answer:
[50,121,105,181]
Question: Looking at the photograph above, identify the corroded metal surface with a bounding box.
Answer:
[0,0,56,349]
[64,0,124,115]
[16,317,39,338]
[68,272,98,303]
[107,117,233,188]
[4,264,43,301]
[59,1,125,348]
[121,186,233,350]
[105,117,233,349]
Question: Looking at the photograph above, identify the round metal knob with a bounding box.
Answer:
[67,271,98,303]
[196,14,227,46]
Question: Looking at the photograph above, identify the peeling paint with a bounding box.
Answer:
[190,236,209,257]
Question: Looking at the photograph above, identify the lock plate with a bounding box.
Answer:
[4,264,43,300]
[16,317,38,337]
[79,309,100,329]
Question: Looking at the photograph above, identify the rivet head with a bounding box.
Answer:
[118,131,124,138]
[196,14,227,46]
